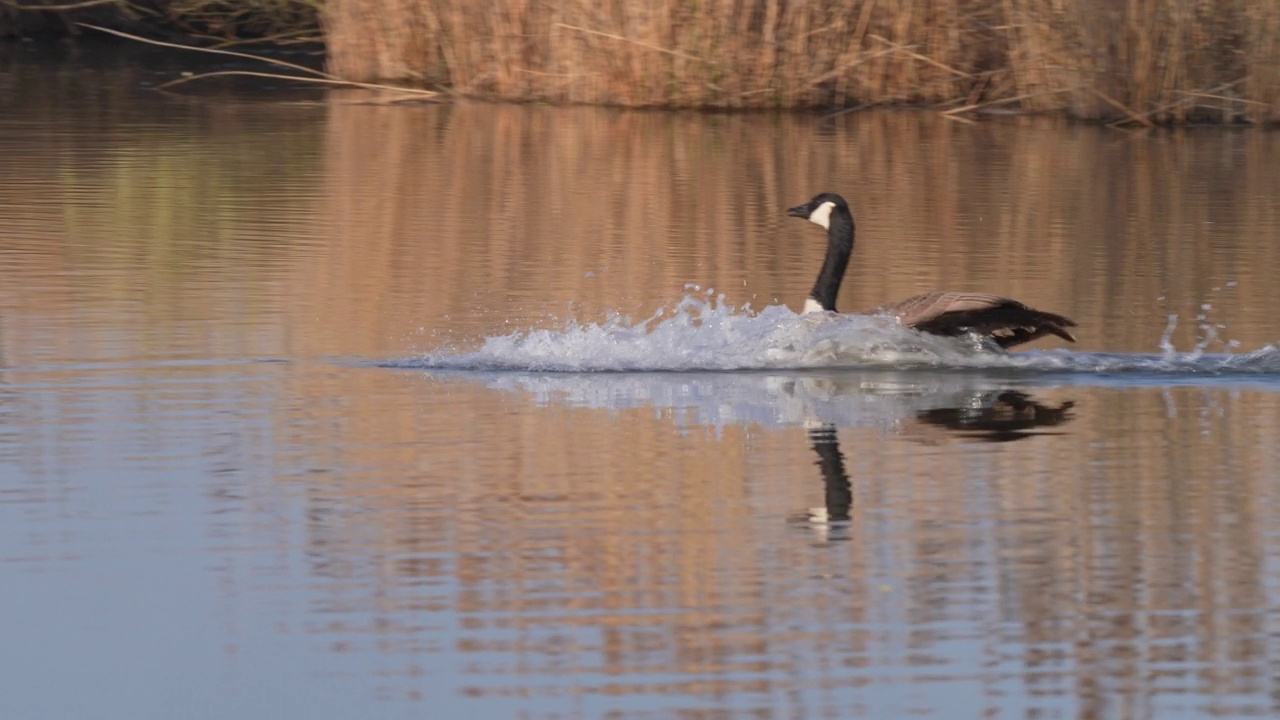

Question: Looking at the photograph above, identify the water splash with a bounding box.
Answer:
[398,292,1280,377]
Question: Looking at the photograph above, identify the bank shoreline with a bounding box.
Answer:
[4,1,1278,126]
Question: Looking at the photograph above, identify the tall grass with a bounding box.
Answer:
[324,0,1006,109]
[323,0,1280,123]
[6,0,1277,121]
[1002,0,1280,123]
[1,0,320,43]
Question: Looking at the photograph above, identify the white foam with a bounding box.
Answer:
[401,292,1280,377]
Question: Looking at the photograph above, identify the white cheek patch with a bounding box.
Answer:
[808,201,835,230]
[802,298,826,314]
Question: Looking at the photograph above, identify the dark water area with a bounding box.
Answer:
[3,46,1280,719]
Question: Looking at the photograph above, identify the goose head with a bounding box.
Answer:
[787,192,849,231]
[787,192,857,314]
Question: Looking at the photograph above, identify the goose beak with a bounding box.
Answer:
[786,204,808,218]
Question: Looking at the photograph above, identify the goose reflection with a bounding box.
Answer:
[802,421,853,525]
[437,368,1079,434]
[795,389,1075,542]
[910,390,1076,443]
[420,368,1078,543]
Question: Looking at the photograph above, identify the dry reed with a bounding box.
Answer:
[1,0,320,44]
[322,0,1280,123]
[6,0,1279,121]
[323,0,1006,109]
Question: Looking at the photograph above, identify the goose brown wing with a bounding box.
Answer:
[869,292,1078,349]
[873,292,1012,324]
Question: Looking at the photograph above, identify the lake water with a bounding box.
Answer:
[3,43,1280,720]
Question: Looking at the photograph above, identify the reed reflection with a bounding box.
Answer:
[4,67,1280,718]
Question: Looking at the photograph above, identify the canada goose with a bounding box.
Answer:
[787,192,1077,349]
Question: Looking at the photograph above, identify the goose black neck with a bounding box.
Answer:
[808,206,855,312]
[807,423,851,522]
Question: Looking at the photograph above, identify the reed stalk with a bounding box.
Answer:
[321,0,1280,122]
[5,0,1278,122]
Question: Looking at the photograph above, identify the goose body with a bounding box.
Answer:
[787,192,1077,350]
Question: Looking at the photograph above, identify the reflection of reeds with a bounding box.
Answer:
[6,91,1280,711]
[313,103,1280,356]
[321,0,1280,122]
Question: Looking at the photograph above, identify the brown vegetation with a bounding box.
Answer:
[4,0,1279,122]
[323,0,1280,123]
[0,0,320,45]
